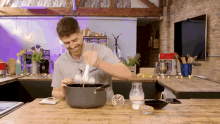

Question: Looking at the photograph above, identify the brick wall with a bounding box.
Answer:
[160,0,220,83]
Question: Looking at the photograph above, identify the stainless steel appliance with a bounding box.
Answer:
[155,53,177,76]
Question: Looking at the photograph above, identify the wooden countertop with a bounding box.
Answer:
[17,74,157,83]
[157,76,220,96]
[0,74,28,85]
[17,74,53,81]
[1,98,220,123]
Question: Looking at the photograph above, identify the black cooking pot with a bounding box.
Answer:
[66,84,110,109]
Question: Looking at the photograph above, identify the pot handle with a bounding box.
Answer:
[94,84,110,94]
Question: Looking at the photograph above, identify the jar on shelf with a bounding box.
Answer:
[129,82,145,110]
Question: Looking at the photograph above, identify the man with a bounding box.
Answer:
[51,17,132,100]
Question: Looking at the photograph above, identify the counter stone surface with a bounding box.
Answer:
[1,98,220,124]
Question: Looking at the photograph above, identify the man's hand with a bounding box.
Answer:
[83,50,101,67]
[61,78,74,94]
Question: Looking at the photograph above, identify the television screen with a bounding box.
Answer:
[174,14,207,60]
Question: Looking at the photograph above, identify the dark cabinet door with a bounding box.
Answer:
[0,81,19,101]
[112,82,156,99]
[19,81,53,103]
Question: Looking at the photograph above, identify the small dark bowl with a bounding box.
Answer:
[145,99,168,110]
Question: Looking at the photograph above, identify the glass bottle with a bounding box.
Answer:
[15,55,21,75]
[129,82,145,110]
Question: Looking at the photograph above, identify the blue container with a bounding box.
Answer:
[181,64,192,77]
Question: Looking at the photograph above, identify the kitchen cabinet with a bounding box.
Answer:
[18,81,53,103]
[112,82,156,99]
[0,81,20,101]
[0,80,52,103]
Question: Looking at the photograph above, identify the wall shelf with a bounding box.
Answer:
[83,36,108,47]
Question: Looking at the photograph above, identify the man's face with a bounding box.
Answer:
[60,29,84,56]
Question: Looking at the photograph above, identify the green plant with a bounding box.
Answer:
[32,51,42,62]
[23,67,28,75]
[123,53,141,66]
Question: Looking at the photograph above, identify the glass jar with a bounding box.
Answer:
[129,82,145,110]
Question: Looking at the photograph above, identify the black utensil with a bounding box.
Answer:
[185,56,188,63]
[145,99,168,110]
[94,84,111,93]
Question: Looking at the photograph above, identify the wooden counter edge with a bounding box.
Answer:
[0,75,28,85]
[156,80,179,96]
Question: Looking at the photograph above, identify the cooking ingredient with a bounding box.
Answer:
[139,105,154,114]
[132,104,141,110]
[129,82,145,110]
[130,96,144,110]
[15,55,21,75]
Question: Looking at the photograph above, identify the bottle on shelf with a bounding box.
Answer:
[16,55,21,75]
[85,26,90,36]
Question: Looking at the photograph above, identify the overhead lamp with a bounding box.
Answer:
[13,17,22,35]
[22,18,33,42]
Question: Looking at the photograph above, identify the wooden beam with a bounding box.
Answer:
[66,0,73,9]
[0,7,73,16]
[0,7,160,17]
[76,8,160,17]
[141,0,158,9]
[110,0,114,8]
[0,0,7,7]
[159,0,163,8]
[75,0,82,7]
[159,0,163,16]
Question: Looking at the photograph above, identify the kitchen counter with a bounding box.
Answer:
[0,74,27,85]
[2,74,220,99]
[17,74,157,82]
[17,74,53,81]
[157,76,220,98]
[1,98,220,123]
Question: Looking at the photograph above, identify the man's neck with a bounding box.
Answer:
[71,54,81,61]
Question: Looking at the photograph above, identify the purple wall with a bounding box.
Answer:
[0,16,137,74]
[0,25,21,63]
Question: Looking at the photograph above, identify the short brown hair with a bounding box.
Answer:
[56,17,80,38]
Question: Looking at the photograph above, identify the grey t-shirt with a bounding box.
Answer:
[51,43,121,99]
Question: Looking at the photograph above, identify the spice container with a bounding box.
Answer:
[98,31,102,36]
[129,82,145,110]
[85,27,90,36]
[7,58,16,75]
[139,105,154,114]
[92,32,95,36]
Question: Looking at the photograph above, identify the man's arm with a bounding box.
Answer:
[98,61,132,80]
[52,88,65,99]
[52,78,74,99]
[83,45,133,80]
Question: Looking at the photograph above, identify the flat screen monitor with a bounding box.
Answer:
[174,14,207,60]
